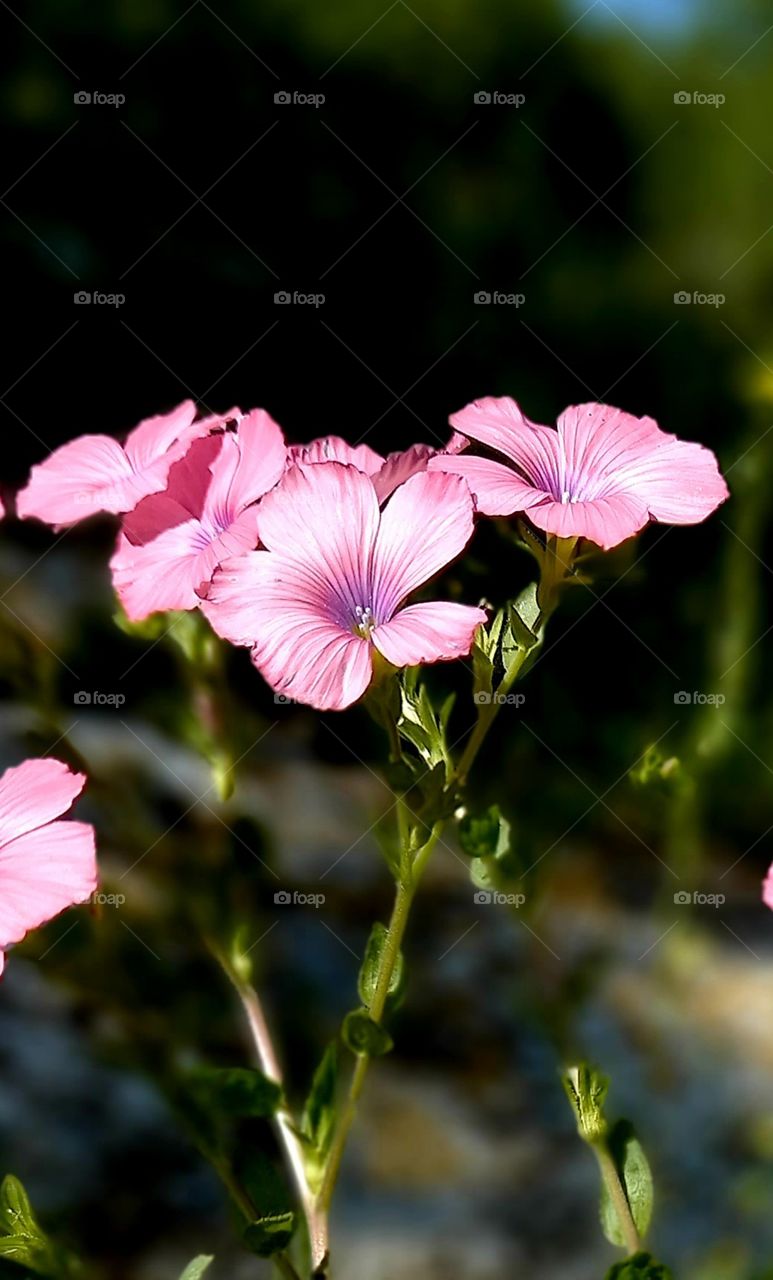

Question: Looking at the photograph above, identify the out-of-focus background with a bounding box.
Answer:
[1,1,773,1276]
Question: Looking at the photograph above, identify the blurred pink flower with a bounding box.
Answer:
[0,758,97,976]
[429,397,729,550]
[202,461,486,711]
[17,400,238,530]
[111,409,286,620]
[289,432,467,504]
[763,864,773,911]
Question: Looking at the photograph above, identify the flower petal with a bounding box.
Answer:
[371,470,477,619]
[289,435,384,474]
[122,434,224,545]
[527,492,649,549]
[0,820,97,952]
[428,453,548,516]
[17,435,134,526]
[448,396,561,491]
[373,601,487,667]
[604,437,729,524]
[123,399,198,469]
[257,462,380,614]
[206,409,286,518]
[0,759,87,847]
[112,522,218,619]
[204,552,373,711]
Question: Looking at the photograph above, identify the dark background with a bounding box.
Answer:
[1,2,773,1278]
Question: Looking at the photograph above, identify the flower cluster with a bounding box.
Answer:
[16,395,728,711]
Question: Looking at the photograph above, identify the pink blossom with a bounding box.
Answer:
[202,462,486,711]
[17,400,238,530]
[289,432,468,504]
[429,397,729,550]
[111,409,287,620]
[0,758,97,975]
[763,864,773,911]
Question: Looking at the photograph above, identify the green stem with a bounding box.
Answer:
[315,827,441,1218]
[452,640,535,787]
[593,1141,641,1255]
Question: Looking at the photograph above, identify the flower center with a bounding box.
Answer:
[353,604,376,638]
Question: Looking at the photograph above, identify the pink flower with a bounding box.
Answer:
[0,758,97,975]
[289,432,467,504]
[763,864,773,911]
[429,397,729,551]
[17,400,238,530]
[202,462,487,711]
[111,409,287,620]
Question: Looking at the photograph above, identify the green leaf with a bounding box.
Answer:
[236,1150,296,1258]
[458,805,511,860]
[600,1120,654,1248]
[504,582,541,662]
[0,1176,81,1278]
[342,1008,393,1057]
[357,923,405,1009]
[562,1064,609,1144]
[604,1251,673,1280]
[0,1177,39,1240]
[471,610,504,698]
[302,1042,339,1163]
[241,1213,295,1258]
[178,1257,214,1280]
[185,1067,282,1120]
[398,675,452,773]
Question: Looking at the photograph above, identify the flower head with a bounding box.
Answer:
[763,863,773,912]
[289,432,468,504]
[111,409,286,620]
[17,400,238,530]
[0,758,97,975]
[202,461,486,711]
[429,396,729,550]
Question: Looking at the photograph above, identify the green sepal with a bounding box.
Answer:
[458,804,511,860]
[562,1064,609,1144]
